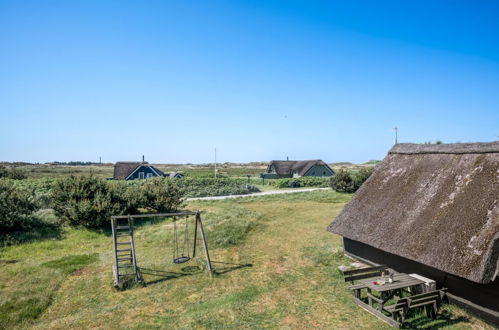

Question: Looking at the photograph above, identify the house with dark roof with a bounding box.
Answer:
[261,160,334,179]
[165,172,184,179]
[113,162,165,180]
[328,141,499,325]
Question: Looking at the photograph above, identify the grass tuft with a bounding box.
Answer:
[41,253,98,275]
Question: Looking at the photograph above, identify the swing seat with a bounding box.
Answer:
[173,256,191,264]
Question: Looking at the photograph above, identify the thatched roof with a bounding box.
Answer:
[328,142,499,284]
[268,160,333,177]
[113,162,164,179]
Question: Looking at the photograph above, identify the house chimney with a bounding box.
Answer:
[142,155,145,162]
[287,156,289,161]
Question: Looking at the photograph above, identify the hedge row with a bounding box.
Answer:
[264,177,331,188]
[51,176,183,228]
[175,177,259,197]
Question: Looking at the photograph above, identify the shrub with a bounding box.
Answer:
[176,178,259,198]
[352,167,374,190]
[330,169,356,193]
[51,175,128,228]
[330,168,374,193]
[140,178,183,212]
[0,179,39,232]
[268,177,330,188]
[14,178,56,209]
[51,176,185,228]
[0,166,26,180]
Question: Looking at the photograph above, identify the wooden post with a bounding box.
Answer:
[128,216,141,282]
[196,212,213,275]
[111,217,119,286]
[192,213,199,258]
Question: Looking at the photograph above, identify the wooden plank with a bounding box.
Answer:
[343,265,387,276]
[111,217,119,286]
[346,272,383,283]
[197,213,213,275]
[111,211,201,220]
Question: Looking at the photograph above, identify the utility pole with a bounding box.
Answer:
[393,127,398,145]
[214,148,217,179]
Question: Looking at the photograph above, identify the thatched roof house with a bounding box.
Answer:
[261,160,334,179]
[328,142,499,324]
[113,162,164,180]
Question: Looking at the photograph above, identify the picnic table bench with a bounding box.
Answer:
[340,266,447,328]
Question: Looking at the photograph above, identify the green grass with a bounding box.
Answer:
[0,190,491,329]
[42,254,99,275]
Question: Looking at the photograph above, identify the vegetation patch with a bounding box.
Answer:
[0,296,53,328]
[177,177,260,198]
[42,253,99,275]
[203,205,262,248]
[330,167,373,193]
[265,176,331,188]
[302,244,347,267]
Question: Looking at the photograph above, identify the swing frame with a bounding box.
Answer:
[111,211,213,289]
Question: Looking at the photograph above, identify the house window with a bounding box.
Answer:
[323,171,326,175]
[146,173,153,178]
[138,172,145,179]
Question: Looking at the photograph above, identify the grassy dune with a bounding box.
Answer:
[0,191,491,329]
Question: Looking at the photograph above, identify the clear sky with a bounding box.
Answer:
[1,0,498,164]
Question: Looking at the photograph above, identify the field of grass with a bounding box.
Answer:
[9,163,268,180]
[0,190,491,329]
[9,161,375,180]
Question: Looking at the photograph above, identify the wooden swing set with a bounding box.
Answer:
[111,211,213,289]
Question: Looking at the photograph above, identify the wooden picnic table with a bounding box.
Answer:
[351,273,427,327]
[358,273,425,294]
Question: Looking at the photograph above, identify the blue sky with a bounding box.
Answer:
[1,0,498,164]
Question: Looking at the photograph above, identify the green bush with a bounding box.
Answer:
[140,177,183,212]
[51,176,185,228]
[267,177,331,188]
[0,179,39,232]
[51,175,126,228]
[330,168,374,193]
[352,167,374,190]
[0,166,26,180]
[13,178,56,209]
[176,178,259,198]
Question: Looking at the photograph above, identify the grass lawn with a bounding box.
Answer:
[0,191,491,329]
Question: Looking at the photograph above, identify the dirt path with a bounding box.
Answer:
[186,187,329,201]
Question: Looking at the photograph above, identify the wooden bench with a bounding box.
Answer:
[383,289,447,325]
[341,265,388,298]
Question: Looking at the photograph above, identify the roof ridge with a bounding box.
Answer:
[390,141,499,155]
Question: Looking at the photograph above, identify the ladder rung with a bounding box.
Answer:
[118,273,136,277]
[116,249,132,252]
[116,233,130,237]
[116,242,130,245]
[117,257,132,261]
[118,265,134,268]
[116,226,130,230]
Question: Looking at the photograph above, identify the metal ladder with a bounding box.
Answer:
[111,215,142,288]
